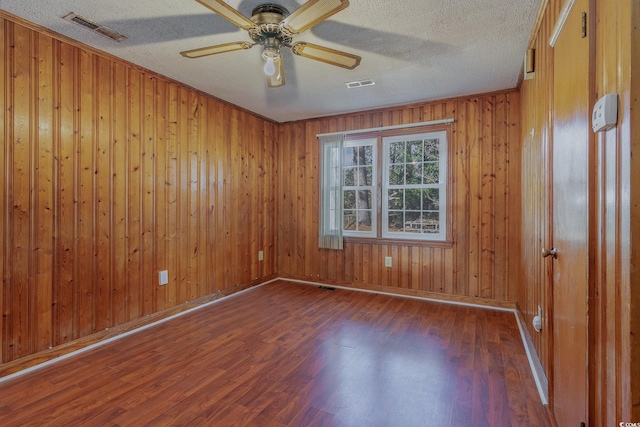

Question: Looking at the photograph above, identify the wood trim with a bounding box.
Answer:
[528,0,551,49]
[344,237,454,248]
[549,0,576,47]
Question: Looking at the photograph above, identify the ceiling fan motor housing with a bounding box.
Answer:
[249,4,292,45]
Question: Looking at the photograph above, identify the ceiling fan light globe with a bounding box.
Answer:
[264,57,276,76]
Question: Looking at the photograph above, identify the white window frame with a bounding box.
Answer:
[381,130,448,241]
[342,138,377,238]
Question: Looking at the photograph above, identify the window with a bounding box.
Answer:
[342,139,376,238]
[382,131,447,240]
[341,129,448,242]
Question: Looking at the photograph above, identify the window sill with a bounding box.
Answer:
[343,236,454,248]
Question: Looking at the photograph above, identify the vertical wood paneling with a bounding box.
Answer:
[77,49,95,338]
[35,32,54,352]
[166,83,179,306]
[0,17,7,365]
[55,41,76,345]
[155,78,168,312]
[480,97,494,300]
[518,0,559,391]
[629,3,640,420]
[1,16,278,365]
[278,91,521,306]
[521,0,638,423]
[141,75,156,316]
[11,23,32,359]
[127,68,142,322]
[95,56,112,332]
[112,62,128,326]
[591,0,638,423]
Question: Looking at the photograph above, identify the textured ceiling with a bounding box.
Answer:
[0,0,539,123]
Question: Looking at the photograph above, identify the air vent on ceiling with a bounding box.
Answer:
[62,12,127,42]
[345,79,375,89]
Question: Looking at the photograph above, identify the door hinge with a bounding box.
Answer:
[581,12,587,38]
[580,422,586,427]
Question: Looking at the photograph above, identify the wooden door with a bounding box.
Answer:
[551,0,592,426]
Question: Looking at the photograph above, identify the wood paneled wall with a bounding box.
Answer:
[592,0,639,422]
[518,0,561,399]
[0,16,278,364]
[520,0,639,423]
[277,92,522,306]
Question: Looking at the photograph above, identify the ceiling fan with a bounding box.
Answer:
[180,0,362,87]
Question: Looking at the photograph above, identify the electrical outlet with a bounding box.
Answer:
[258,250,264,261]
[158,270,168,286]
[385,256,392,267]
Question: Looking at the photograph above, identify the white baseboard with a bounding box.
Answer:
[0,275,551,407]
[514,308,549,405]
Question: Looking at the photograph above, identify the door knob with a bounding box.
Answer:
[542,247,558,259]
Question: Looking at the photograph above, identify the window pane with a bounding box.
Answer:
[356,190,372,209]
[422,212,440,234]
[344,210,356,230]
[364,145,373,164]
[342,138,377,237]
[405,189,421,210]
[344,167,355,186]
[343,189,356,209]
[406,163,422,185]
[404,211,422,233]
[406,140,423,163]
[423,161,439,184]
[388,189,403,210]
[356,146,369,166]
[387,211,403,232]
[355,166,372,186]
[357,211,373,231]
[343,147,356,166]
[389,142,405,164]
[389,165,404,185]
[424,138,439,161]
[422,188,439,210]
[365,166,373,184]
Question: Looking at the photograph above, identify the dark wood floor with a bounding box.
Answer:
[0,280,551,426]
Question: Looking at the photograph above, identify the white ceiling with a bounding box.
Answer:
[0,0,539,123]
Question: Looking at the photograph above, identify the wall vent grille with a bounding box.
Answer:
[62,12,127,42]
[345,79,375,89]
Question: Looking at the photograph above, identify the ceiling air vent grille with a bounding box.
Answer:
[62,12,127,42]
[345,79,375,89]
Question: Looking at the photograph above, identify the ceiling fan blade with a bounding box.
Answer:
[291,42,361,69]
[282,0,350,35]
[196,0,256,30]
[180,41,253,58]
[268,56,286,88]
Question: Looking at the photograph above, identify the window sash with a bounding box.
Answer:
[381,131,448,241]
[342,139,376,237]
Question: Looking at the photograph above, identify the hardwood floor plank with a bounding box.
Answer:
[0,281,550,426]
